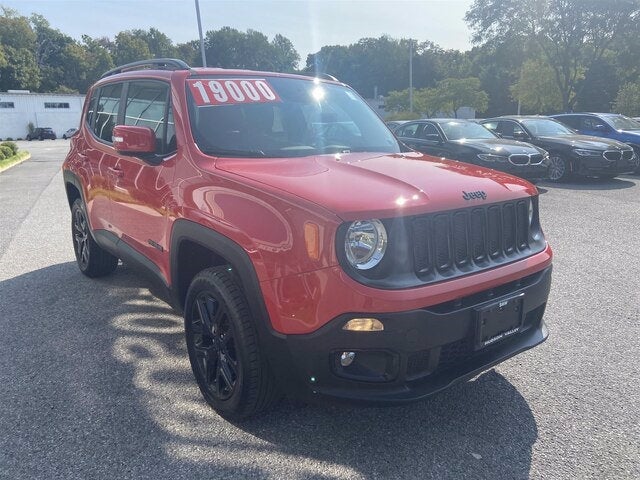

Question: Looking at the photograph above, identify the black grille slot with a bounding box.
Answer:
[623,149,634,161]
[412,217,432,273]
[502,203,516,255]
[603,150,621,161]
[452,212,470,267]
[487,206,502,258]
[516,200,529,249]
[434,215,452,272]
[470,209,486,263]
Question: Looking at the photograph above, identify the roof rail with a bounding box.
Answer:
[316,73,339,82]
[101,58,191,79]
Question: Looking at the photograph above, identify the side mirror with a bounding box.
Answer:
[594,124,608,132]
[112,125,156,154]
[495,132,503,138]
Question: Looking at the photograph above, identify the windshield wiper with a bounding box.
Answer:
[201,147,267,158]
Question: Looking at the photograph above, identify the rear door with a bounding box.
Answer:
[82,82,123,232]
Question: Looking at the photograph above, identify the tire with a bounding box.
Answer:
[185,266,280,419]
[548,154,571,182]
[71,199,118,277]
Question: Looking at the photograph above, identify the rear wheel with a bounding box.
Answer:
[548,154,571,182]
[184,267,279,419]
[71,199,118,277]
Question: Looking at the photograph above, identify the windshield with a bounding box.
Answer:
[438,121,496,141]
[604,115,640,131]
[186,76,400,157]
[521,118,574,136]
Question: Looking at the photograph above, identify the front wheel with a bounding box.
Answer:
[71,199,118,277]
[548,154,571,182]
[185,267,279,419]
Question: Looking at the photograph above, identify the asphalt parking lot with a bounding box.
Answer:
[0,141,638,479]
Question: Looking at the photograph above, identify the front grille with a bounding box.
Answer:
[412,199,533,278]
[529,154,544,165]
[603,150,622,161]
[622,149,634,161]
[509,154,529,165]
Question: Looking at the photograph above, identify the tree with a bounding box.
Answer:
[114,31,152,65]
[435,77,489,117]
[466,0,640,111]
[510,58,562,113]
[204,27,298,72]
[0,8,40,91]
[613,83,640,116]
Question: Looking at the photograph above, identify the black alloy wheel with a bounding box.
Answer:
[185,267,279,418]
[70,199,118,277]
[548,154,571,182]
[191,291,239,401]
[73,205,90,270]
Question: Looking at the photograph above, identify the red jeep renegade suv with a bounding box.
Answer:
[63,59,552,418]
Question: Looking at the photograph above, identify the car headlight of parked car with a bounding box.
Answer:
[344,219,387,270]
[477,153,508,162]
[573,149,602,157]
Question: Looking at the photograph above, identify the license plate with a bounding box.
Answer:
[474,293,524,350]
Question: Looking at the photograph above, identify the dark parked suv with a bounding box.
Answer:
[394,119,550,181]
[550,113,640,173]
[481,116,637,181]
[27,127,56,141]
[62,59,552,418]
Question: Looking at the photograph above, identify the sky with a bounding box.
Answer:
[2,0,475,64]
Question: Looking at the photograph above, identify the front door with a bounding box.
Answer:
[107,80,176,281]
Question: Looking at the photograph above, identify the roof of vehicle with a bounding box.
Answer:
[482,115,553,121]
[97,58,342,86]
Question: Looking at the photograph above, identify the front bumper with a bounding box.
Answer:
[269,265,552,404]
[574,154,637,175]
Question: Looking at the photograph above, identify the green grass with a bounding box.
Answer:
[0,151,30,172]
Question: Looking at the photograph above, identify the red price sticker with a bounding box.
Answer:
[187,79,281,106]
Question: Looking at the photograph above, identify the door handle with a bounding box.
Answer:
[108,166,124,177]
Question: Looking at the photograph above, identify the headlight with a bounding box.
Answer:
[344,219,387,270]
[573,148,601,157]
[477,153,508,162]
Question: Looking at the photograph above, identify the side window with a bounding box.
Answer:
[419,123,441,141]
[581,116,599,130]
[124,81,172,154]
[397,123,419,138]
[482,121,498,132]
[94,83,123,143]
[498,121,515,137]
[558,116,579,129]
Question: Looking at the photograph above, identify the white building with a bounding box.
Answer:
[0,91,86,140]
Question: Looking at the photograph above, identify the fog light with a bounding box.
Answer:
[340,351,356,367]
[342,318,384,332]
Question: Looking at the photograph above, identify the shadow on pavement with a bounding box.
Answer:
[0,262,539,479]
[537,176,636,191]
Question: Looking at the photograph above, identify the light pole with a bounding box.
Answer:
[409,40,414,113]
[195,0,207,67]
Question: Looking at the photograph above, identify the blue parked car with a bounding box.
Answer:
[550,113,640,173]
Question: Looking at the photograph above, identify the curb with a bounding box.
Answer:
[0,152,31,174]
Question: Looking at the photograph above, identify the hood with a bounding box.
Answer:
[537,134,630,150]
[452,138,544,155]
[214,152,537,220]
